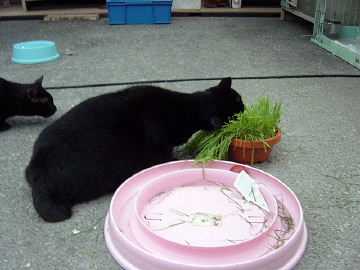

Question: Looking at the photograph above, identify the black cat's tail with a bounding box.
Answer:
[25,162,72,223]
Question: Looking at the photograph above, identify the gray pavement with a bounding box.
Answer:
[0,17,359,270]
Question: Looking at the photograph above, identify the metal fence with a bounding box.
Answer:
[313,0,360,69]
[324,0,360,26]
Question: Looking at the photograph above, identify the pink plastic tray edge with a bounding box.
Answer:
[105,215,308,270]
[104,160,308,269]
[134,168,279,250]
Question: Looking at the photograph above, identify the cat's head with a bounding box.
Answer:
[22,76,57,117]
[200,77,245,131]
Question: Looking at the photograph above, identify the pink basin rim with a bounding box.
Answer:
[104,160,308,270]
[134,168,279,249]
[105,215,308,270]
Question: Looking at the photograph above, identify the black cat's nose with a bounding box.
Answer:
[51,105,57,114]
[43,105,57,117]
[210,117,223,130]
[240,104,246,113]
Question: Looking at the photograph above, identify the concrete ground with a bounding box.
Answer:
[0,17,359,270]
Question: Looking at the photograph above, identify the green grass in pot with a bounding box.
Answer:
[184,97,282,163]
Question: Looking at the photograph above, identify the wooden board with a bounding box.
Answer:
[0,5,280,19]
[0,6,107,18]
[175,7,280,14]
[44,14,100,21]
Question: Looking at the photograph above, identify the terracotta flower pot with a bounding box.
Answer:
[229,130,282,164]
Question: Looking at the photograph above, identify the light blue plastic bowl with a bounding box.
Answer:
[12,40,60,64]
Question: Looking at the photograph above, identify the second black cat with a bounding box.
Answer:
[0,76,57,131]
[25,78,245,222]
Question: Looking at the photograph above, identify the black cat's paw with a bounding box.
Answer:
[0,122,11,132]
[41,204,72,223]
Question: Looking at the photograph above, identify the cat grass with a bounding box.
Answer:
[184,97,282,163]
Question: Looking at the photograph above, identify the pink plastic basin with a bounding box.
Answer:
[104,160,308,270]
[133,168,278,259]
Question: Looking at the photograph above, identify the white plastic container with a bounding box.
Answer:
[231,0,242,8]
[172,0,201,10]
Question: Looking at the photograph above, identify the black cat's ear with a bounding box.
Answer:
[35,75,44,86]
[218,77,232,89]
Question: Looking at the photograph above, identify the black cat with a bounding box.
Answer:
[25,78,245,222]
[0,76,57,131]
